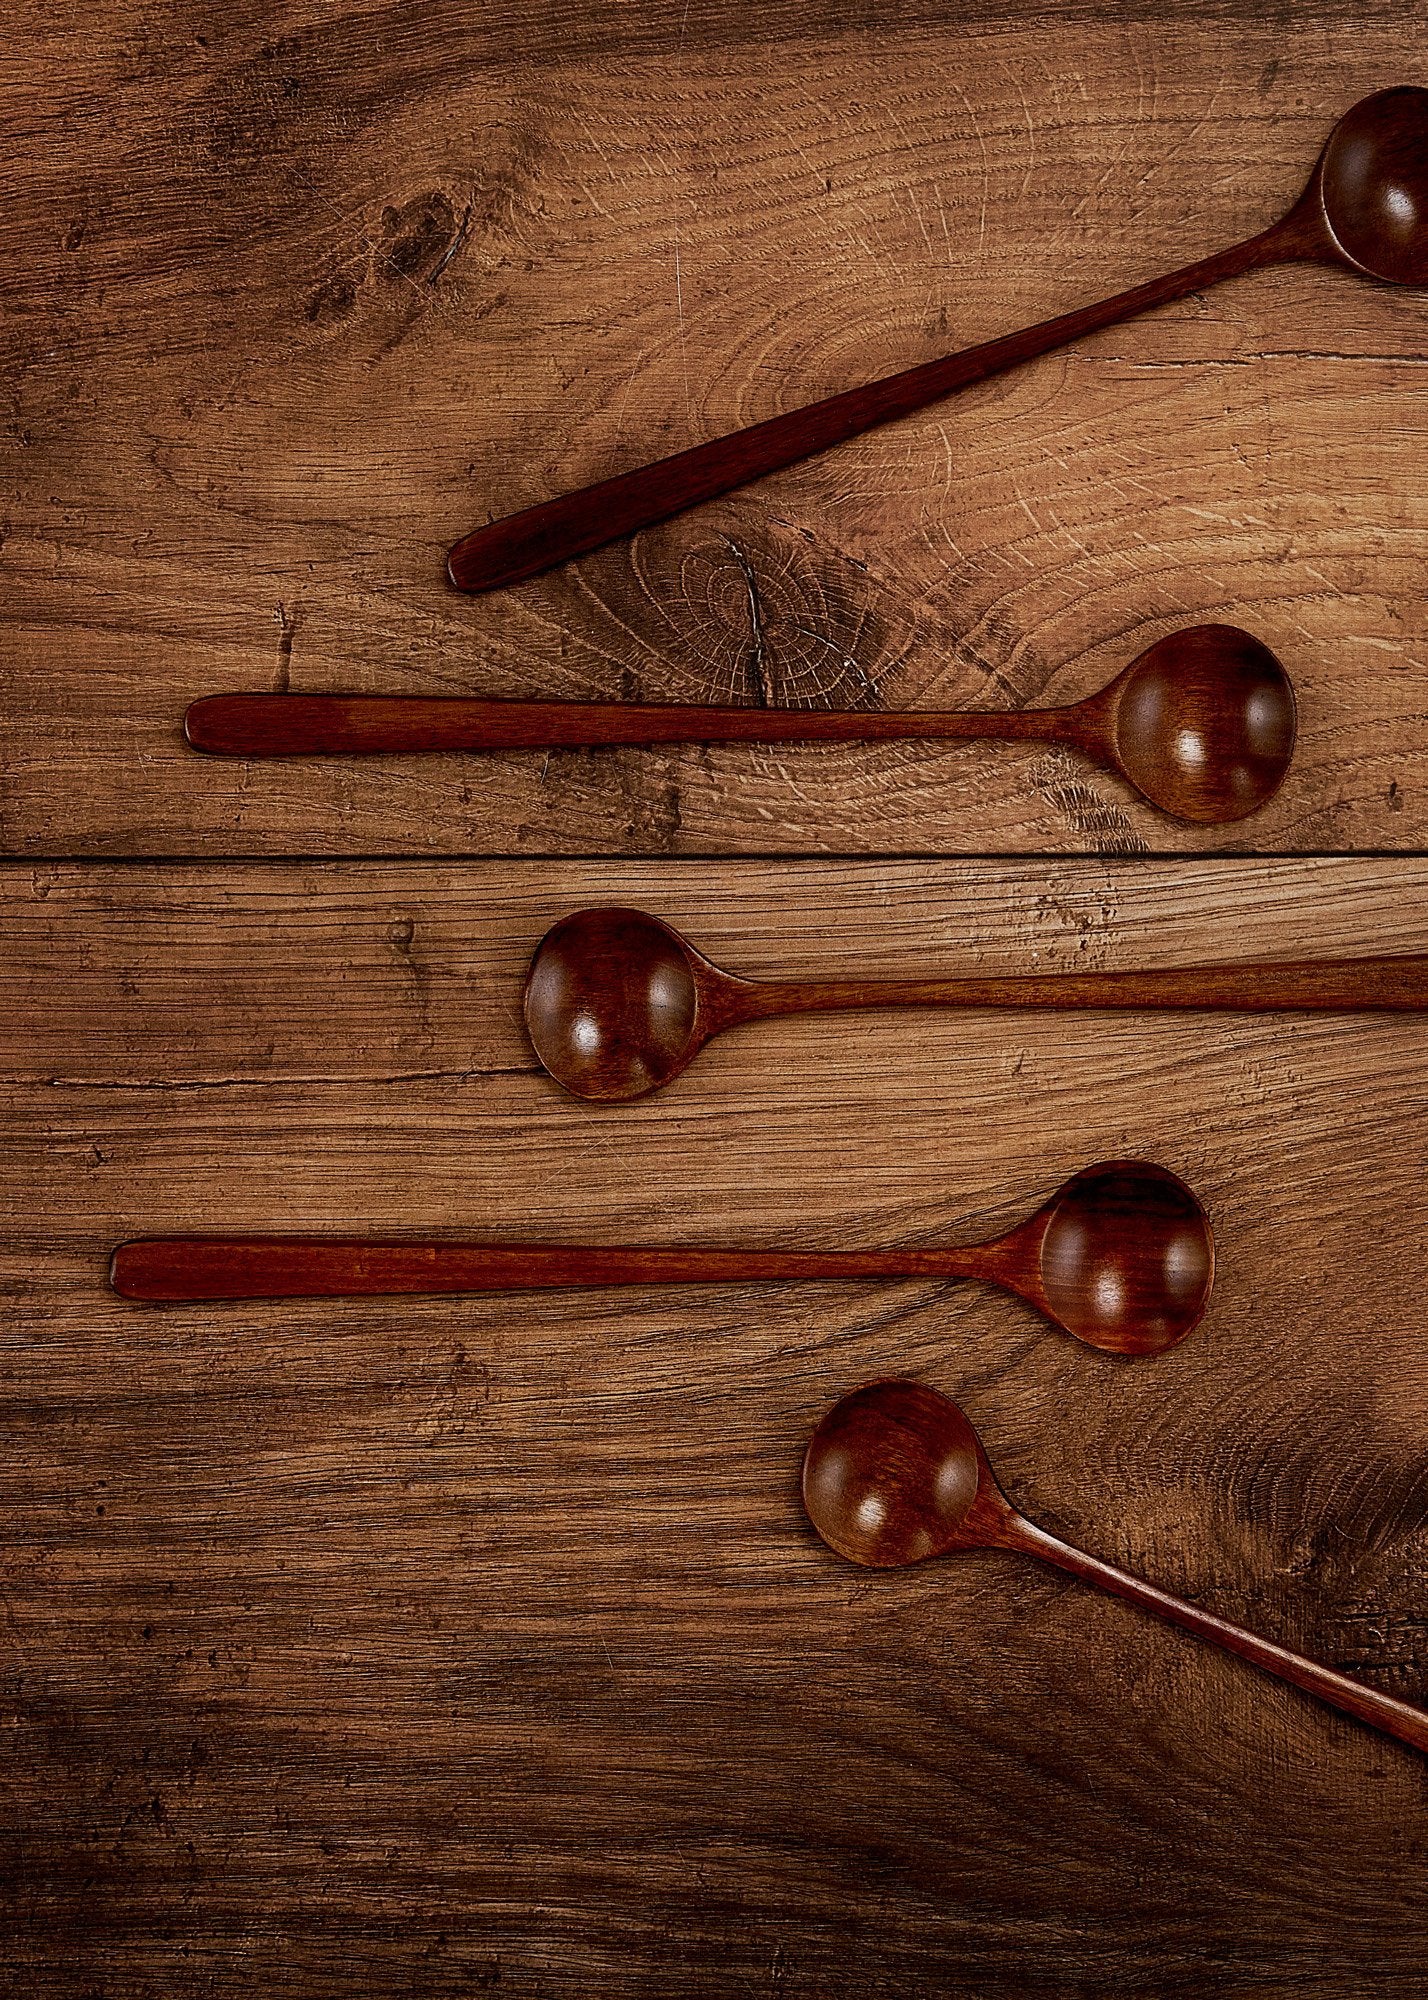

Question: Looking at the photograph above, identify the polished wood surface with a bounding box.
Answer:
[109,1159,1213,1356]
[446,89,1428,592]
[184,625,1296,827]
[5,856,1428,1994]
[803,1380,1428,1753]
[5,3,1428,857]
[524,903,1428,1099]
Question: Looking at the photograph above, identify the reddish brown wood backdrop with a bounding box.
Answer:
[3,3,1428,1998]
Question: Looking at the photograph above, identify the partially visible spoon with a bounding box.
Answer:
[523,906,1428,1101]
[803,1380,1428,1755]
[182,624,1295,827]
[447,88,1428,591]
[109,1159,1212,1355]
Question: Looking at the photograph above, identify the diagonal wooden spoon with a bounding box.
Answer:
[524,906,1428,1101]
[109,1160,1213,1356]
[803,1380,1428,1756]
[182,625,1295,827]
[447,88,1428,592]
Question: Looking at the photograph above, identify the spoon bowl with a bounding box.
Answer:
[803,1379,997,1566]
[1106,626,1295,823]
[1031,1161,1213,1352]
[1318,86,1428,286]
[524,907,706,1101]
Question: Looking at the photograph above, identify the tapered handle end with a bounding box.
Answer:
[185,696,319,757]
[446,538,484,592]
[111,1239,256,1300]
[446,537,497,592]
[447,508,574,593]
[110,1242,153,1299]
[184,696,232,754]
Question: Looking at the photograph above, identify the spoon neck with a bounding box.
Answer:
[1272,173,1348,267]
[998,1512,1428,1756]
[1234,205,1332,270]
[726,976,973,1021]
[930,698,1110,753]
[965,216,1315,396]
[916,701,1092,747]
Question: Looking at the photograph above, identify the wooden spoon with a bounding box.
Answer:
[109,1160,1212,1355]
[182,625,1295,827]
[803,1379,1428,1756]
[447,88,1428,592]
[524,906,1428,1101]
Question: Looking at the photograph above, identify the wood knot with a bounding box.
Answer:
[629,519,905,711]
[379,192,465,283]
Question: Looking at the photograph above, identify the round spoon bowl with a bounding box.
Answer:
[524,907,702,1101]
[1320,87,1428,286]
[802,1379,987,1566]
[1036,1161,1214,1354]
[1111,626,1296,823]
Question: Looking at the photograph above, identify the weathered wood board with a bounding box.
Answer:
[1,2,1426,854]
[1,857,1426,1994]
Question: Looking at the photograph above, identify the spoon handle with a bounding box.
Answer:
[109,1236,995,1301]
[183,693,1083,758]
[447,223,1303,593]
[733,954,1428,1022]
[1003,1513,1428,1754]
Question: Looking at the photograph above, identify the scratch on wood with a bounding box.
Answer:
[726,538,770,705]
[273,602,297,692]
[426,201,473,285]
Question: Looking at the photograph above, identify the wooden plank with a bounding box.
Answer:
[1,4,1426,853]
[2,856,1427,1993]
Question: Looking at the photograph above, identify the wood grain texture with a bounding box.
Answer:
[3,1,1428,854]
[3,855,1428,1995]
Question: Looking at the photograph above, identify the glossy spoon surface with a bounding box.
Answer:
[524,906,1428,1101]
[110,1160,1211,1354]
[803,1380,1428,1756]
[183,625,1294,827]
[448,88,1428,592]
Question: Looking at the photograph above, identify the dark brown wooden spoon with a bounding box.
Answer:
[447,88,1428,592]
[109,1160,1211,1355]
[182,625,1294,827]
[803,1379,1428,1755]
[524,906,1428,1101]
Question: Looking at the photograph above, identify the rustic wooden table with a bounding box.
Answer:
[3,3,1427,1996]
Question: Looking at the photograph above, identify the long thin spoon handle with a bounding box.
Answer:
[732,954,1428,1022]
[183,693,1088,758]
[1003,1513,1428,1753]
[448,219,1311,593]
[110,1237,1001,1302]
